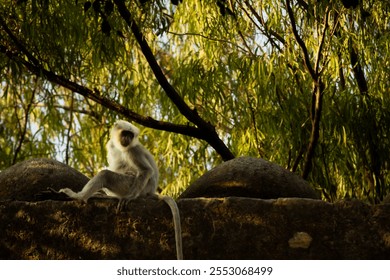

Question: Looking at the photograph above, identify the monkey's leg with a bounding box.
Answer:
[59,170,137,202]
[59,172,106,202]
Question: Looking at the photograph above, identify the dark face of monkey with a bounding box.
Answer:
[120,130,135,147]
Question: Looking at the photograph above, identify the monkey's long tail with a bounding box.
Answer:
[160,195,183,260]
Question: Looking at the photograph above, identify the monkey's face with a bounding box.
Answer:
[111,120,140,149]
[120,130,134,147]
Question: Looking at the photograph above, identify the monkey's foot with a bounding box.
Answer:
[58,188,87,202]
[116,198,133,213]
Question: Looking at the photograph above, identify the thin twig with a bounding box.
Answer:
[167,31,249,54]
[314,7,330,75]
[285,0,316,80]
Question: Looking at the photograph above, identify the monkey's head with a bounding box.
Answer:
[111,120,140,149]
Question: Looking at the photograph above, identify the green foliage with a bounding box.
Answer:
[0,0,389,201]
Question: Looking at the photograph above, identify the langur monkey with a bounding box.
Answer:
[59,120,183,260]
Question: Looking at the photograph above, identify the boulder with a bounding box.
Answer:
[180,157,319,199]
[0,158,88,201]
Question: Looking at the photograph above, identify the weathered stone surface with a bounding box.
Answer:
[1,158,388,260]
[180,157,320,199]
[1,198,390,259]
[0,158,88,201]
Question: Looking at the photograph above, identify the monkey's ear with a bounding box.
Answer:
[120,130,135,147]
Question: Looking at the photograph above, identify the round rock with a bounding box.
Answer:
[179,157,320,199]
[0,158,89,201]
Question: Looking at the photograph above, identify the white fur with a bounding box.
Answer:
[59,120,183,259]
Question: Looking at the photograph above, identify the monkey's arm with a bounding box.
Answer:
[128,145,157,195]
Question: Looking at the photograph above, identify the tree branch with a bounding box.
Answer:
[314,7,330,75]
[0,47,202,139]
[302,81,324,179]
[285,0,316,80]
[348,40,383,201]
[113,0,235,161]
[285,0,327,179]
[242,0,286,49]
[0,15,206,139]
[349,41,368,95]
[12,79,38,165]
